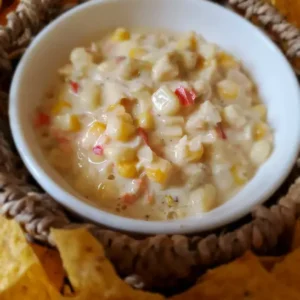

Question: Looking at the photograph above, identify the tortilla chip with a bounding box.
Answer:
[30,243,65,291]
[0,216,61,299]
[61,283,75,297]
[51,228,165,300]
[0,264,61,300]
[291,221,300,250]
[0,216,39,291]
[272,248,300,294]
[259,256,284,271]
[171,252,300,300]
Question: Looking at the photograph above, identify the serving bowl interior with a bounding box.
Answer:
[9,0,300,234]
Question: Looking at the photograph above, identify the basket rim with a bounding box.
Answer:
[0,0,299,291]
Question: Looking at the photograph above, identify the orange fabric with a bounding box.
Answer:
[0,0,19,25]
[264,0,300,28]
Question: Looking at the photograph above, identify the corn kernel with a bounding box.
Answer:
[190,35,197,51]
[107,104,118,112]
[196,55,205,69]
[105,146,137,163]
[187,145,204,162]
[220,109,226,122]
[165,195,174,207]
[117,162,138,178]
[129,47,146,59]
[177,32,197,51]
[54,114,81,132]
[111,28,130,41]
[146,168,167,184]
[106,112,135,141]
[140,61,153,71]
[189,184,217,212]
[217,80,239,101]
[120,148,137,162]
[88,121,106,135]
[69,115,81,132]
[118,119,135,142]
[202,184,217,211]
[253,122,268,140]
[118,125,135,141]
[252,104,267,121]
[217,52,239,69]
[138,112,154,130]
[231,165,248,185]
[51,100,71,115]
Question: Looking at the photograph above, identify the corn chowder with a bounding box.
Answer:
[35,29,273,221]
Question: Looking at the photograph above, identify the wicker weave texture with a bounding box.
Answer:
[0,0,299,290]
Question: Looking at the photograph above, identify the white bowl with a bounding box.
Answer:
[9,0,300,235]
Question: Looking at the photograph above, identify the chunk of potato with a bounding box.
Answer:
[106,113,135,141]
[54,114,81,132]
[223,104,246,128]
[80,80,101,110]
[70,48,93,74]
[250,140,271,165]
[176,31,198,51]
[152,86,180,116]
[189,184,217,212]
[152,53,179,82]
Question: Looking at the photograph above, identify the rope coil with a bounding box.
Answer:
[229,0,300,67]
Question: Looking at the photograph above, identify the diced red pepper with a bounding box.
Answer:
[115,56,126,63]
[93,145,104,156]
[120,98,134,112]
[135,176,148,195]
[121,193,137,205]
[175,86,197,106]
[58,137,69,144]
[70,81,79,93]
[147,192,154,205]
[51,129,65,141]
[34,112,50,127]
[59,141,72,153]
[216,122,227,140]
[138,127,149,145]
[57,136,71,153]
[103,42,114,54]
[85,47,94,54]
[121,98,130,106]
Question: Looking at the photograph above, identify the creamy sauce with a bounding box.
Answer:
[35,29,273,221]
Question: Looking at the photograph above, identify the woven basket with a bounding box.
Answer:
[0,0,300,293]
